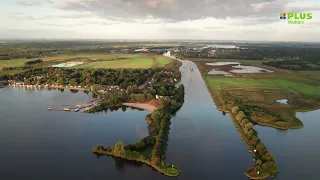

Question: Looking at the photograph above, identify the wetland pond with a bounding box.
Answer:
[205,62,274,75]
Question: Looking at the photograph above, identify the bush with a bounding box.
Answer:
[261,153,275,162]
[232,106,239,115]
[261,161,278,176]
[236,111,246,122]
[248,129,255,138]
[256,142,266,155]
[245,123,254,131]
[256,159,262,166]
[241,119,249,128]
[275,121,289,129]
[250,135,259,146]
[124,150,144,160]
[114,141,125,157]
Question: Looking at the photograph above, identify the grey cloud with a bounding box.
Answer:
[81,21,119,25]
[16,0,42,6]
[38,23,84,27]
[45,0,54,4]
[43,14,96,19]
[16,0,54,6]
[9,13,96,21]
[9,15,36,20]
[204,26,226,30]
[57,0,320,22]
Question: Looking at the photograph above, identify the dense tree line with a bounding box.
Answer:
[0,41,179,59]
[88,70,183,113]
[262,59,320,71]
[25,59,43,65]
[8,67,158,88]
[125,136,156,151]
[151,113,171,165]
[177,47,320,61]
[232,107,279,177]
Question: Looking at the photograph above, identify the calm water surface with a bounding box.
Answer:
[1,59,318,180]
[256,110,320,180]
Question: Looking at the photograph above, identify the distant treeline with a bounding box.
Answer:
[25,59,43,65]
[262,59,320,71]
[178,47,320,61]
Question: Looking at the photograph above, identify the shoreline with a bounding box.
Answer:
[8,84,89,92]
[122,103,158,112]
[92,147,181,177]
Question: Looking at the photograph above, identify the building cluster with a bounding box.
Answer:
[96,85,124,94]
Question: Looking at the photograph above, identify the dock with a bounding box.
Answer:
[47,99,101,113]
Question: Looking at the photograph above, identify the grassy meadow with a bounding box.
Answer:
[297,70,320,80]
[190,58,265,65]
[0,53,174,70]
[154,55,172,68]
[206,76,320,97]
[75,57,154,69]
[0,53,145,68]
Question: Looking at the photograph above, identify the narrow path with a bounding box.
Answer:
[151,56,157,68]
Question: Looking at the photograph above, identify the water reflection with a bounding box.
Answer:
[70,89,79,93]
[112,157,144,171]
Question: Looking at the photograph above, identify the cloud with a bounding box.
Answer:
[16,0,53,6]
[43,13,96,19]
[56,0,320,22]
[16,0,42,6]
[9,13,96,21]
[9,15,36,20]
[38,23,84,27]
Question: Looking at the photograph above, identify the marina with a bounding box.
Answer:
[47,100,101,112]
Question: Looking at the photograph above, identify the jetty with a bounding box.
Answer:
[47,99,101,112]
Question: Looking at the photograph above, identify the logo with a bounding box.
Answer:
[280,12,313,24]
[280,13,287,19]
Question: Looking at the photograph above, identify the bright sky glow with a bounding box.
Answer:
[0,0,319,41]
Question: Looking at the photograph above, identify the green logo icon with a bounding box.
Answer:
[280,12,313,24]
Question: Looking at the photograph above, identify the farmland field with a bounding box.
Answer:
[206,76,320,97]
[298,71,320,80]
[190,58,265,65]
[75,56,154,69]
[154,55,172,67]
[0,58,30,67]
[0,54,143,68]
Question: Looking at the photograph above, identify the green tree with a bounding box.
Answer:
[245,122,254,131]
[59,77,64,86]
[151,110,163,123]
[232,106,239,115]
[236,111,245,122]
[114,141,125,157]
[256,142,266,154]
[256,159,262,166]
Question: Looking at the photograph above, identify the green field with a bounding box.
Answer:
[0,58,30,68]
[206,76,320,97]
[76,56,153,69]
[298,71,320,80]
[154,55,172,67]
[0,53,145,68]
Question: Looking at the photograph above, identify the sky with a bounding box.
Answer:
[0,0,320,41]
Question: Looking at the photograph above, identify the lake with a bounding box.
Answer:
[256,110,320,180]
